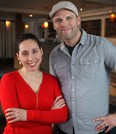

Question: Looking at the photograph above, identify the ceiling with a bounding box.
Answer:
[0,0,116,20]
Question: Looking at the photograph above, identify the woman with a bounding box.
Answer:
[0,33,68,134]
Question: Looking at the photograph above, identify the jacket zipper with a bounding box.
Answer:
[35,92,38,109]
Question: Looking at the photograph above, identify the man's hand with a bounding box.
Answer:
[93,113,116,133]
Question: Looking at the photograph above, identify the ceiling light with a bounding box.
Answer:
[25,24,29,29]
[110,0,116,22]
[29,14,33,17]
[80,8,83,11]
[110,12,116,21]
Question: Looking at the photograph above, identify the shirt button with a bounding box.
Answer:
[72,89,75,91]
[72,76,75,79]
[72,101,75,104]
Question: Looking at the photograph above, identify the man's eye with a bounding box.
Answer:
[67,17,72,20]
[55,19,62,23]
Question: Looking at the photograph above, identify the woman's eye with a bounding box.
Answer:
[22,52,27,56]
[33,50,38,53]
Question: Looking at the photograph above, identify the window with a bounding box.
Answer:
[105,18,116,37]
[81,19,101,36]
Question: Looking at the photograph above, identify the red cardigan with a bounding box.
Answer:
[0,71,68,134]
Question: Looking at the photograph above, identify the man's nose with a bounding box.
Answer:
[61,20,68,27]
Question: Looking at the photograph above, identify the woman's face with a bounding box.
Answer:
[16,39,43,72]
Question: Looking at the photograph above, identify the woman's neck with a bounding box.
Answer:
[19,68,41,79]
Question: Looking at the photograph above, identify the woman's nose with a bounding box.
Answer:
[28,54,34,61]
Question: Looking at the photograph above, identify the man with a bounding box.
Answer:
[49,1,116,134]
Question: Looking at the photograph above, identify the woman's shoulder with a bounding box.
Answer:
[1,70,18,80]
[43,72,58,81]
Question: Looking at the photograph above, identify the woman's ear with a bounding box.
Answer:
[16,53,22,65]
[16,53,20,61]
[40,48,43,56]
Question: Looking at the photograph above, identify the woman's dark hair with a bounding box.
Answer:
[15,33,42,53]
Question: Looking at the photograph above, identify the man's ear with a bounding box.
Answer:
[53,24,56,31]
[76,16,81,26]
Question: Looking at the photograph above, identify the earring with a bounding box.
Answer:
[19,61,22,65]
